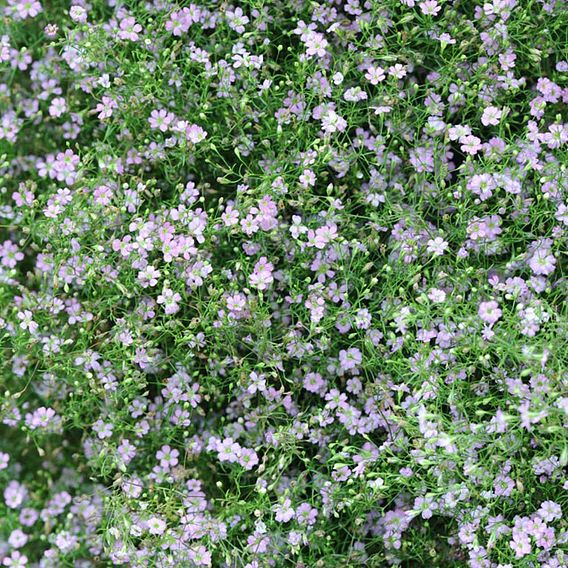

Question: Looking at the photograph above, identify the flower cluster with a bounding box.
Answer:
[0,0,566,567]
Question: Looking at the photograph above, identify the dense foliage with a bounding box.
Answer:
[0,0,567,566]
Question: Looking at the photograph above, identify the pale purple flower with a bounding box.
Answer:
[343,87,368,102]
[138,265,160,288]
[538,501,562,522]
[388,64,407,78]
[117,439,137,465]
[156,445,179,469]
[95,96,118,120]
[320,109,347,134]
[12,0,42,19]
[92,419,113,439]
[54,531,79,553]
[529,248,556,275]
[19,508,38,527]
[8,529,28,549]
[438,33,456,45]
[494,475,514,496]
[332,72,344,85]
[295,503,318,525]
[0,241,24,268]
[303,372,326,394]
[188,545,211,566]
[247,371,266,394]
[217,438,240,463]
[26,407,59,430]
[481,326,495,340]
[299,169,316,187]
[339,347,362,371]
[273,498,295,522]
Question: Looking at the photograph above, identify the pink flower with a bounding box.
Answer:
[165,7,200,36]
[226,7,249,34]
[426,237,448,256]
[365,65,385,85]
[0,240,24,267]
[2,551,28,567]
[428,288,446,303]
[249,257,274,291]
[118,17,142,41]
[138,266,160,288]
[69,6,87,23]
[238,447,258,470]
[299,169,316,187]
[48,97,67,117]
[478,301,502,325]
[17,310,38,333]
[460,134,482,155]
[510,536,531,558]
[388,64,407,79]
[146,517,166,535]
[95,96,118,120]
[273,499,295,522]
[185,124,207,144]
[0,452,9,470]
[148,109,174,132]
[419,0,441,16]
[304,30,328,58]
[157,288,182,315]
[481,106,503,126]
[93,184,113,206]
[14,1,42,19]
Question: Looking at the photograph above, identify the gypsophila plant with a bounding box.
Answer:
[0,0,567,566]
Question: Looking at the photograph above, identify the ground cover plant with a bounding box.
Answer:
[0,0,567,566]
